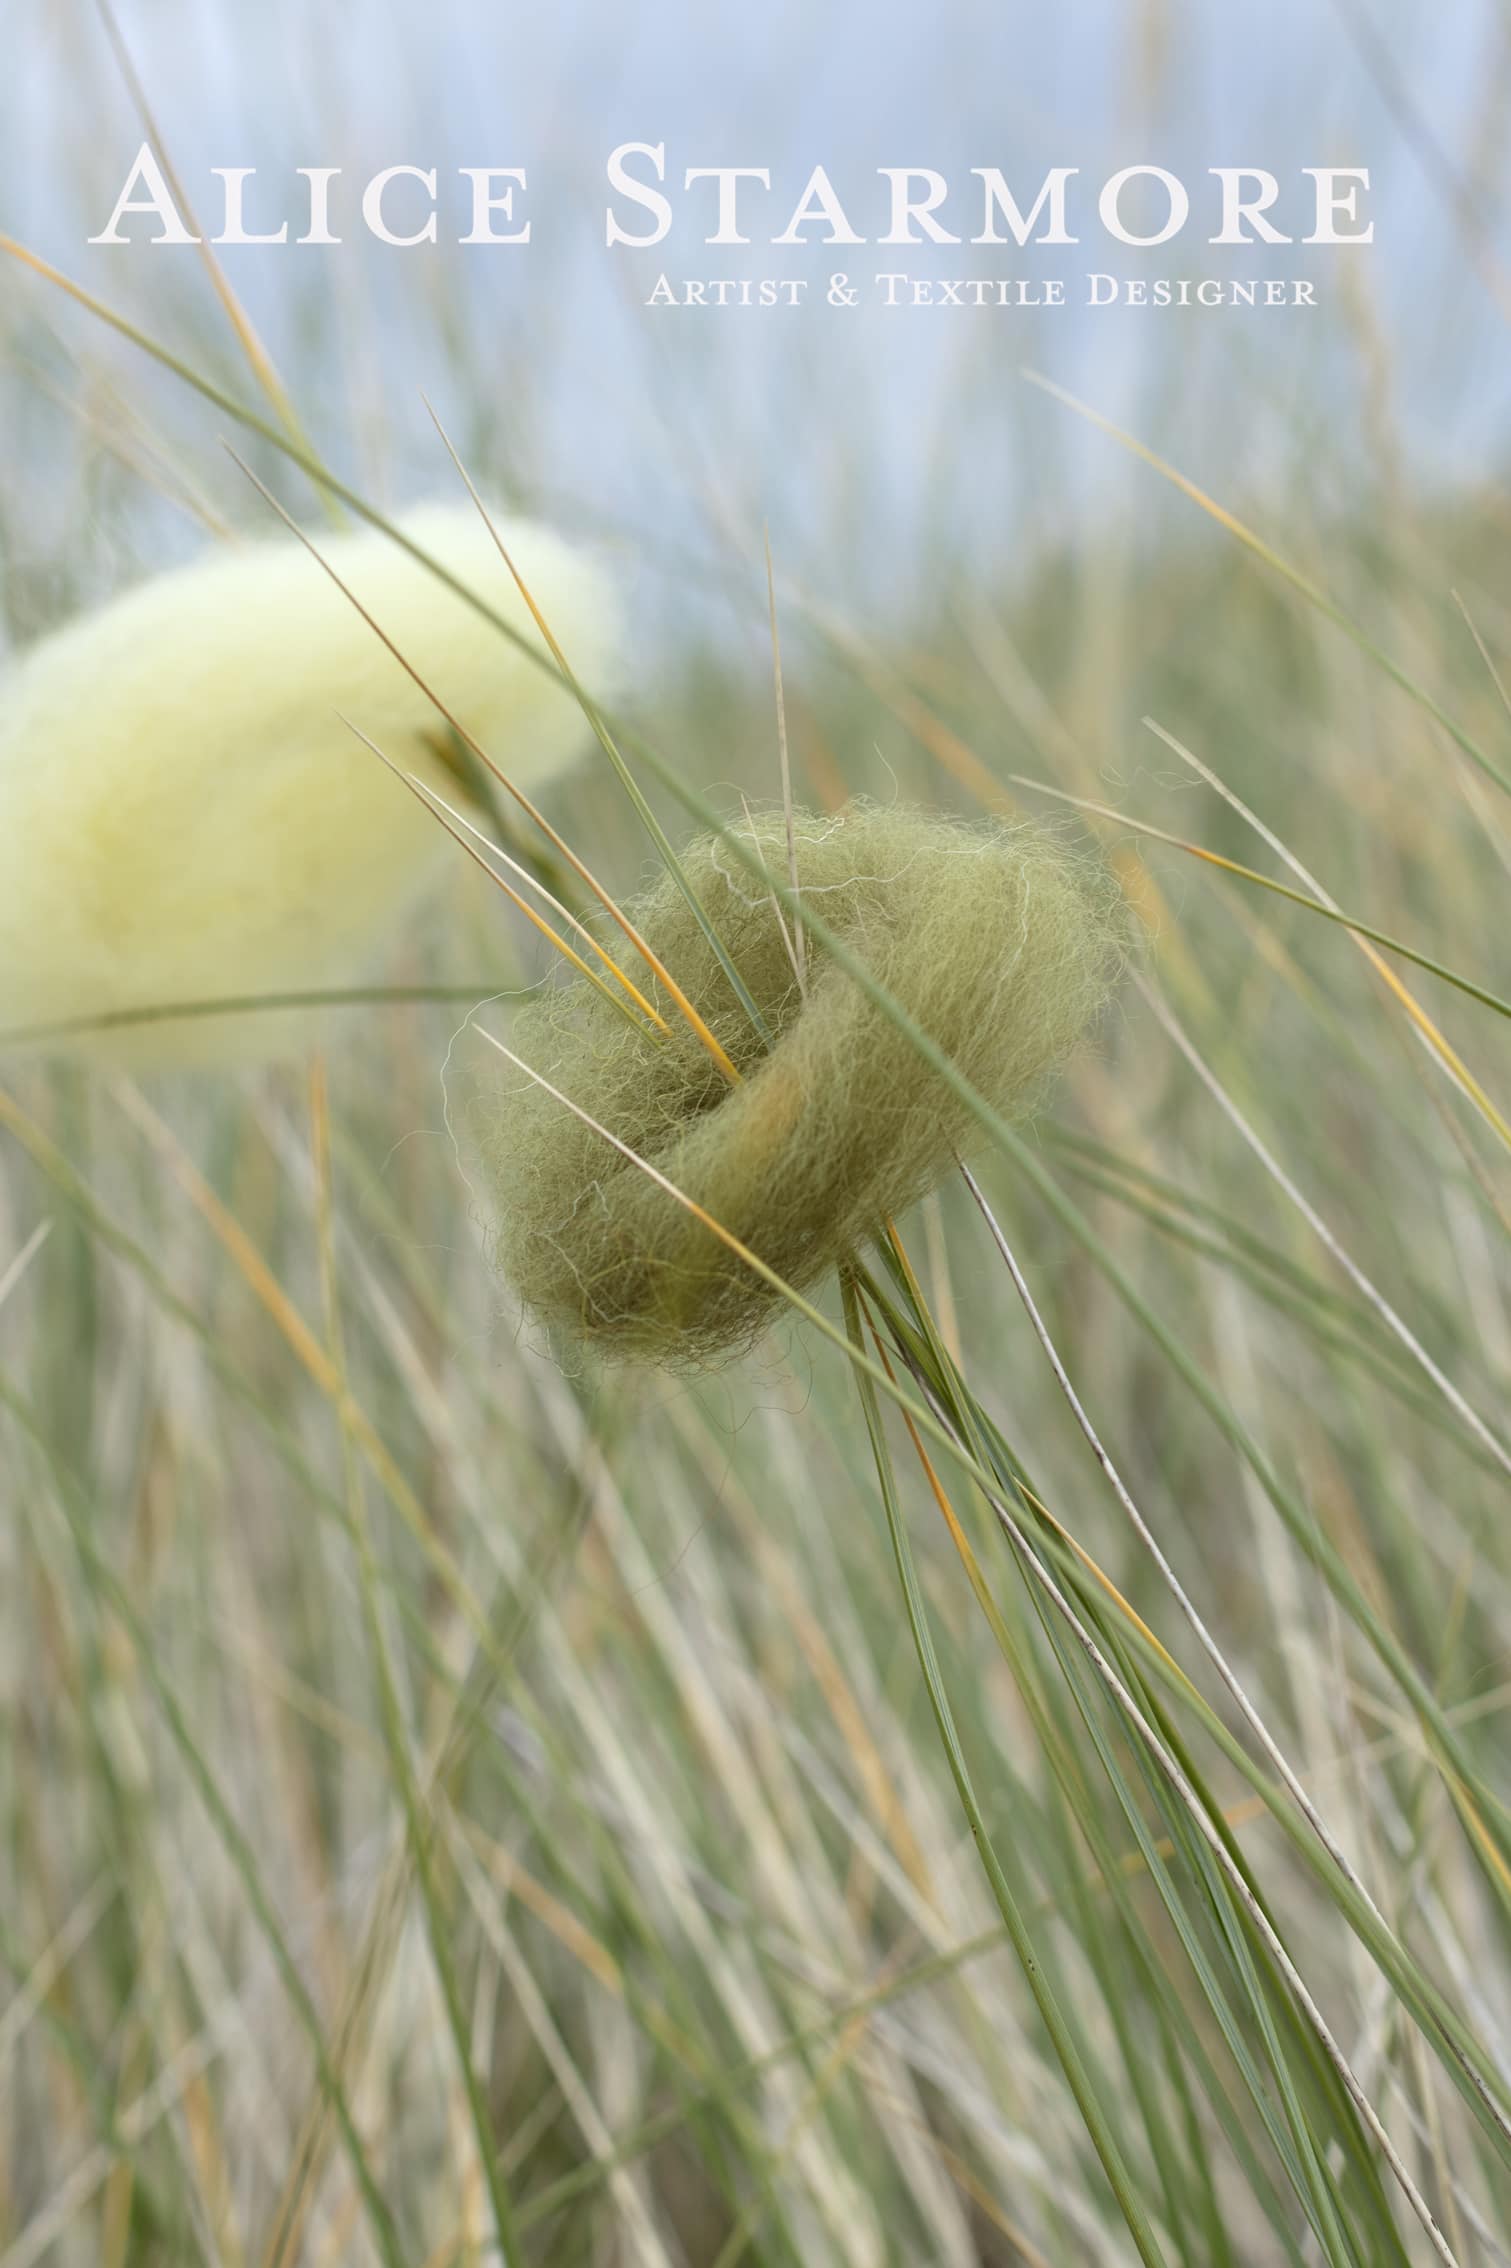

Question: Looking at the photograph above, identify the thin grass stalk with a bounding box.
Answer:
[305,1063,526,2268]
[839,1274,1176,2268]
[0,1371,409,2268]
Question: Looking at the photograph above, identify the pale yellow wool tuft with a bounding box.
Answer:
[0,505,619,1065]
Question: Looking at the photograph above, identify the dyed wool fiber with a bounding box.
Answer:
[474,803,1124,1363]
[0,504,618,1066]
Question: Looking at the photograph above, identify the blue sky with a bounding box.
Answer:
[6,1,1509,617]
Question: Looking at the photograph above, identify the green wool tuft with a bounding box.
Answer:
[469,803,1126,1365]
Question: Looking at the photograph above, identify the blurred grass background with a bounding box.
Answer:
[3,2,1511,2263]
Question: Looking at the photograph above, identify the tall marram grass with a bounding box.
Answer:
[3,177,1511,2268]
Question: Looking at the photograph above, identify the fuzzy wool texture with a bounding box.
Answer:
[0,505,619,1065]
[471,803,1125,1365]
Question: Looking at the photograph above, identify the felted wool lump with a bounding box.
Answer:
[0,504,619,1065]
[472,802,1124,1364]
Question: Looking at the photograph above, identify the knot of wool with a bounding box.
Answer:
[470,802,1125,1365]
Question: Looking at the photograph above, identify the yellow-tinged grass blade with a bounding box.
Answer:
[338,717,666,1038]
[92,0,322,477]
[1143,718,1511,1156]
[1022,368,1511,799]
[422,400,776,1059]
[1010,772,1511,1022]
[227,447,743,1089]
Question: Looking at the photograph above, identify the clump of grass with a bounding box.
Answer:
[467,802,1124,1362]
